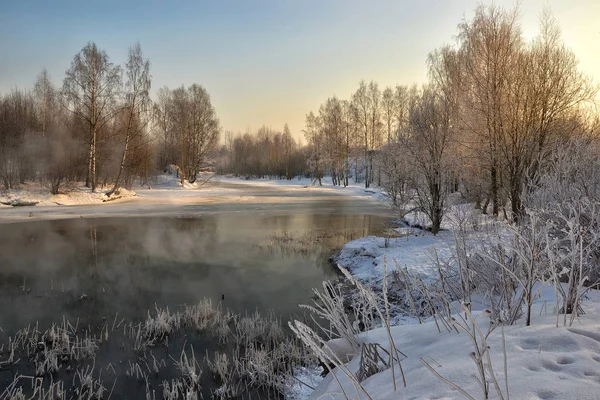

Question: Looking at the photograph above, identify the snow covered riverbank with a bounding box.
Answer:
[297,200,600,400]
[0,174,392,224]
[0,174,385,210]
[310,283,600,399]
[332,227,454,286]
[218,175,389,201]
[0,181,137,207]
[301,211,600,399]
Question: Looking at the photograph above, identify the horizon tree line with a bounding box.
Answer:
[0,4,598,236]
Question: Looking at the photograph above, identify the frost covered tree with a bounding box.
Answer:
[33,69,55,137]
[456,5,522,217]
[402,85,456,234]
[382,86,396,143]
[303,111,324,185]
[352,81,384,188]
[319,96,347,186]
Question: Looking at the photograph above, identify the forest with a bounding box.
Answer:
[1,6,597,235]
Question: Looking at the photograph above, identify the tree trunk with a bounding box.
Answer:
[491,161,498,216]
[91,127,97,192]
[109,108,135,196]
[431,182,442,235]
[86,134,93,188]
[109,135,129,196]
[510,175,523,224]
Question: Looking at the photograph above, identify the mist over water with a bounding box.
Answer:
[0,213,388,336]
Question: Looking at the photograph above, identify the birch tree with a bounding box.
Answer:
[303,111,323,185]
[382,86,396,143]
[352,81,372,187]
[62,42,122,191]
[457,5,522,216]
[282,123,295,179]
[169,84,220,183]
[403,85,456,234]
[108,42,151,196]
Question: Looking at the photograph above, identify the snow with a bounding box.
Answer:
[333,200,510,289]
[0,174,383,211]
[285,365,325,400]
[0,174,392,224]
[218,175,388,201]
[309,285,600,399]
[333,230,454,285]
[304,202,600,400]
[0,182,137,207]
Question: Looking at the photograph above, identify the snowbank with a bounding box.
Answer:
[218,175,388,201]
[310,285,600,399]
[0,182,137,207]
[306,202,600,399]
[332,229,455,285]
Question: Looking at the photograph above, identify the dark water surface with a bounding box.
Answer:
[0,213,389,334]
[0,185,392,397]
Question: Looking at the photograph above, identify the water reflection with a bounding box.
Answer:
[0,214,388,337]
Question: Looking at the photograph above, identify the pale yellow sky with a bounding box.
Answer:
[1,1,598,140]
[207,0,599,141]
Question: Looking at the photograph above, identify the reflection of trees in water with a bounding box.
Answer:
[259,214,385,258]
[0,214,389,336]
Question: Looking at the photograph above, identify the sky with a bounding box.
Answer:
[1,0,599,140]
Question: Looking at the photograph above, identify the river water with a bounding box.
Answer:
[0,182,392,397]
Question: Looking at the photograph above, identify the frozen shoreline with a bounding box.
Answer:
[310,282,600,399]
[0,174,389,224]
[307,203,600,400]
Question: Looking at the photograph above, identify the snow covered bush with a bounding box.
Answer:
[524,139,600,324]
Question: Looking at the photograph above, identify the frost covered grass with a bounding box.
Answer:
[0,298,320,400]
[305,284,600,400]
[258,228,364,260]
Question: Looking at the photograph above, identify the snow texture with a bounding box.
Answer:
[311,285,600,399]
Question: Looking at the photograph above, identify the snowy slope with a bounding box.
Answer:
[333,230,455,284]
[311,285,600,399]
[0,182,137,206]
[306,202,600,400]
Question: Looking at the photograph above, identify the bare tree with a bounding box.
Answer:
[169,84,220,183]
[282,123,295,180]
[303,111,323,185]
[382,86,396,143]
[393,85,410,139]
[457,5,522,217]
[319,97,345,185]
[351,80,383,188]
[0,90,38,188]
[108,42,152,196]
[33,69,55,137]
[341,99,355,187]
[367,82,384,187]
[62,42,122,191]
[403,85,455,234]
